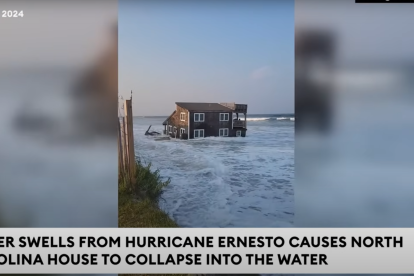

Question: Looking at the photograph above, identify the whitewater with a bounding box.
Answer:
[133,114,294,228]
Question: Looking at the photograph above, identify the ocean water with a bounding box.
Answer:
[133,114,295,228]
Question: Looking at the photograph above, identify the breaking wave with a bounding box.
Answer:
[246,117,295,122]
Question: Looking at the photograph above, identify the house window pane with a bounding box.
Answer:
[220,113,229,121]
[200,114,204,121]
[195,114,199,121]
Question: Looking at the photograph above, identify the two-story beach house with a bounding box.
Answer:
[162,102,248,139]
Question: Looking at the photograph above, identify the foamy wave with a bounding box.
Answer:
[277,117,295,121]
[133,116,294,227]
[246,117,295,121]
[246,117,271,121]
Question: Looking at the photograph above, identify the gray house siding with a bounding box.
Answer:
[189,111,233,139]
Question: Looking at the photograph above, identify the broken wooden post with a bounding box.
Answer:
[124,99,135,186]
[145,125,152,135]
[118,119,124,176]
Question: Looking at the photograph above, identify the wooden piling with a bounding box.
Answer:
[124,99,135,185]
[118,97,136,188]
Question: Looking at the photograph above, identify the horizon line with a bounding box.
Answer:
[133,113,295,117]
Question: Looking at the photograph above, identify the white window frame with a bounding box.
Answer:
[194,113,205,122]
[194,129,204,139]
[180,112,186,121]
[236,130,242,137]
[219,128,229,137]
[180,128,185,134]
[219,113,229,121]
[168,125,172,133]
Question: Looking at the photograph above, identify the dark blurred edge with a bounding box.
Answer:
[295,28,335,134]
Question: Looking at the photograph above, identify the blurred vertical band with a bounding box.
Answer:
[295,28,335,133]
[295,0,414,231]
[0,0,118,233]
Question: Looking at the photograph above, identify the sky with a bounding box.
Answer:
[119,0,294,116]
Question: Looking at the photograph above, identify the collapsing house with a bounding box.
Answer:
[162,102,248,139]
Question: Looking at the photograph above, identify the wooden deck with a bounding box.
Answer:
[233,120,246,128]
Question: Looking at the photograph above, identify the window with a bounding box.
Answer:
[194,129,204,138]
[180,112,186,121]
[173,127,177,133]
[194,113,205,122]
[236,130,241,137]
[180,128,185,134]
[219,128,229,137]
[219,113,229,121]
[168,125,172,133]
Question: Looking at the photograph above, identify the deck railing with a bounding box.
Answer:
[234,104,248,113]
[233,120,246,128]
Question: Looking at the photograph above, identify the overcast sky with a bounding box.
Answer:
[0,0,116,70]
[119,0,294,116]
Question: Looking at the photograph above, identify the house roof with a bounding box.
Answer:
[162,110,176,125]
[175,102,233,112]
